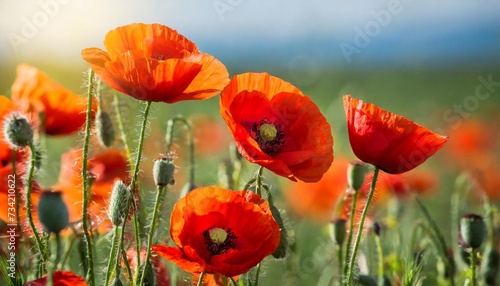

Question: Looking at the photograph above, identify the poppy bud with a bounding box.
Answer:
[372,221,382,236]
[37,191,69,234]
[96,109,115,148]
[357,274,378,286]
[108,180,131,226]
[460,213,487,250]
[347,161,370,192]
[3,112,34,148]
[270,204,288,259]
[482,245,500,285]
[153,157,175,187]
[329,218,347,246]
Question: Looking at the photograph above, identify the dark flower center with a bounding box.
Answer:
[203,226,237,256]
[251,118,285,155]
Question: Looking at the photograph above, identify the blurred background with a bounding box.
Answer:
[1,1,500,284]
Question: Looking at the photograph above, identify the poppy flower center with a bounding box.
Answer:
[251,118,285,155]
[203,226,237,256]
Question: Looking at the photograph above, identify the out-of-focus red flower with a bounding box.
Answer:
[10,64,96,135]
[126,248,171,286]
[220,72,334,182]
[285,158,350,222]
[343,95,448,174]
[374,170,438,201]
[24,271,87,286]
[81,23,229,103]
[52,148,130,232]
[153,186,280,277]
[190,114,231,157]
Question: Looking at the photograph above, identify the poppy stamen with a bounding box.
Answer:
[251,118,285,155]
[203,226,237,256]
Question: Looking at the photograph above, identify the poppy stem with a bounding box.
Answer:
[166,116,195,186]
[229,276,238,285]
[346,166,380,286]
[415,197,455,283]
[256,167,264,197]
[113,93,132,161]
[104,226,119,286]
[196,271,206,286]
[122,100,152,284]
[470,249,477,286]
[139,185,166,286]
[342,189,360,282]
[374,232,385,286]
[254,262,262,286]
[25,143,47,269]
[81,69,96,286]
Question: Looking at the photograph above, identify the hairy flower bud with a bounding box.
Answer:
[329,218,347,246]
[96,109,115,148]
[108,180,131,226]
[347,161,370,191]
[37,191,69,234]
[3,112,33,148]
[460,213,487,250]
[153,157,175,187]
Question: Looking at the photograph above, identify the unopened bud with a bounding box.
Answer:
[3,112,33,148]
[95,110,115,147]
[329,218,347,246]
[37,191,69,234]
[108,180,131,226]
[372,221,382,236]
[460,213,487,250]
[153,157,175,187]
[347,161,370,191]
[270,204,288,259]
[357,274,377,286]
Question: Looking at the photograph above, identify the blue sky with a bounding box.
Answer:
[0,0,499,68]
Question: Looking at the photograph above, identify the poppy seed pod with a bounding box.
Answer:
[3,112,33,148]
[460,213,487,250]
[347,161,370,191]
[108,180,131,226]
[95,109,115,148]
[153,157,175,187]
[37,191,69,234]
[329,218,347,246]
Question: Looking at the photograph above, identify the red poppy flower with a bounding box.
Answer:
[81,23,229,103]
[343,95,448,174]
[153,186,280,277]
[24,271,87,286]
[10,64,96,135]
[51,148,130,232]
[220,73,334,182]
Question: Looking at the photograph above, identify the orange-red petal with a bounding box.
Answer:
[10,64,95,135]
[220,73,333,182]
[81,23,229,103]
[24,271,87,286]
[343,95,448,174]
